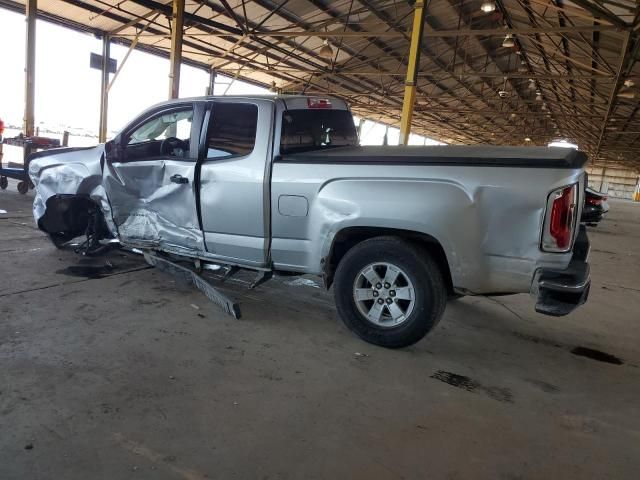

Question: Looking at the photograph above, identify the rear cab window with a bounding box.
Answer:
[280,105,358,155]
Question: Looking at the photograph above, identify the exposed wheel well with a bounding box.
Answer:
[323,227,454,293]
[38,194,107,239]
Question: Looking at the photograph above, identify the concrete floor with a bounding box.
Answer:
[1,180,639,480]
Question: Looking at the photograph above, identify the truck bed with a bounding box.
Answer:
[278,145,588,169]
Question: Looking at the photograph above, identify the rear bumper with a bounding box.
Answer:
[531,225,591,316]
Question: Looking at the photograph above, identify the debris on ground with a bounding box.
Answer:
[284,278,321,288]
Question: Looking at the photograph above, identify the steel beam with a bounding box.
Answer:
[168,0,185,99]
[102,25,621,39]
[98,35,110,143]
[23,0,36,136]
[594,31,633,160]
[399,1,425,145]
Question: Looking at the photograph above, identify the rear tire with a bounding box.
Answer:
[333,236,447,348]
[0,176,7,190]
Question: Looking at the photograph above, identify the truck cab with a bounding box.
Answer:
[101,95,356,268]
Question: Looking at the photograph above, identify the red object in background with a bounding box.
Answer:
[0,118,5,136]
[586,196,602,206]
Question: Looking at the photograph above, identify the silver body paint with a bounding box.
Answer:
[29,95,586,296]
[271,162,585,293]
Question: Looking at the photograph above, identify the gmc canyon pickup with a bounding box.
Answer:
[29,95,590,348]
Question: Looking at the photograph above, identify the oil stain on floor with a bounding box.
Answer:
[430,370,514,403]
[571,346,624,365]
[56,263,115,279]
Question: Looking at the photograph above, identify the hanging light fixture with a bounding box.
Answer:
[480,1,495,13]
[524,137,532,142]
[528,78,536,90]
[498,76,508,98]
[518,60,528,73]
[319,39,334,59]
[502,34,515,48]
[535,90,543,102]
[617,79,636,99]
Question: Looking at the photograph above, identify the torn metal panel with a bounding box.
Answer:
[143,251,241,319]
[29,145,117,235]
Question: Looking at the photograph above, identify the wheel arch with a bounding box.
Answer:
[322,226,454,293]
[38,194,100,236]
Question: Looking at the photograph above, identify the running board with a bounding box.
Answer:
[143,252,241,319]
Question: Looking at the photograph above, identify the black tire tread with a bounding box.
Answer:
[333,236,447,348]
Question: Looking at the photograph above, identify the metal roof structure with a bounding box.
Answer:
[1,0,639,169]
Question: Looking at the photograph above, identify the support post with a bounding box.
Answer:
[399,1,426,146]
[207,69,217,96]
[357,118,364,143]
[98,36,110,143]
[168,0,185,99]
[24,0,37,137]
[600,167,606,191]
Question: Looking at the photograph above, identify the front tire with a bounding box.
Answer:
[48,232,76,249]
[333,237,447,348]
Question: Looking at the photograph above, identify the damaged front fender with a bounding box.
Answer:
[29,145,117,237]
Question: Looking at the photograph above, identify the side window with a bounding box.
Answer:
[206,103,258,159]
[124,107,193,161]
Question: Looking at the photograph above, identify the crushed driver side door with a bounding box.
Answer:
[103,101,206,254]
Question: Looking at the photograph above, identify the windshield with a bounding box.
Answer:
[129,110,193,144]
[280,109,358,154]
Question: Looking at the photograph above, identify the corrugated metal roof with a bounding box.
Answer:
[1,0,639,169]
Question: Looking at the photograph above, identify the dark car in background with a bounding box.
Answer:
[581,187,609,225]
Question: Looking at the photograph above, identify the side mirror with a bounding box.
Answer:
[104,138,123,163]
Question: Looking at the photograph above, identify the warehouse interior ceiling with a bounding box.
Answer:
[1,0,639,169]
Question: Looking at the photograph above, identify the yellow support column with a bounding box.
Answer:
[24,0,37,137]
[168,0,185,99]
[399,1,426,146]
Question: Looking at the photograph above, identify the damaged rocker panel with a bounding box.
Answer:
[143,251,241,319]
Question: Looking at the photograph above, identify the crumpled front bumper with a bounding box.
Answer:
[531,225,591,316]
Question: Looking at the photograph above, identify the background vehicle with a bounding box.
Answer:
[581,187,609,225]
[28,95,591,348]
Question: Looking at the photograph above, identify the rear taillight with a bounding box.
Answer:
[586,197,602,206]
[542,184,578,252]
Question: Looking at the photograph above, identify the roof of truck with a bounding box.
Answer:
[147,95,351,113]
[167,94,347,103]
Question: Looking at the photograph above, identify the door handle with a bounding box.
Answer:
[170,174,189,184]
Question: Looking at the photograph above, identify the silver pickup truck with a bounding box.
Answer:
[29,95,590,348]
